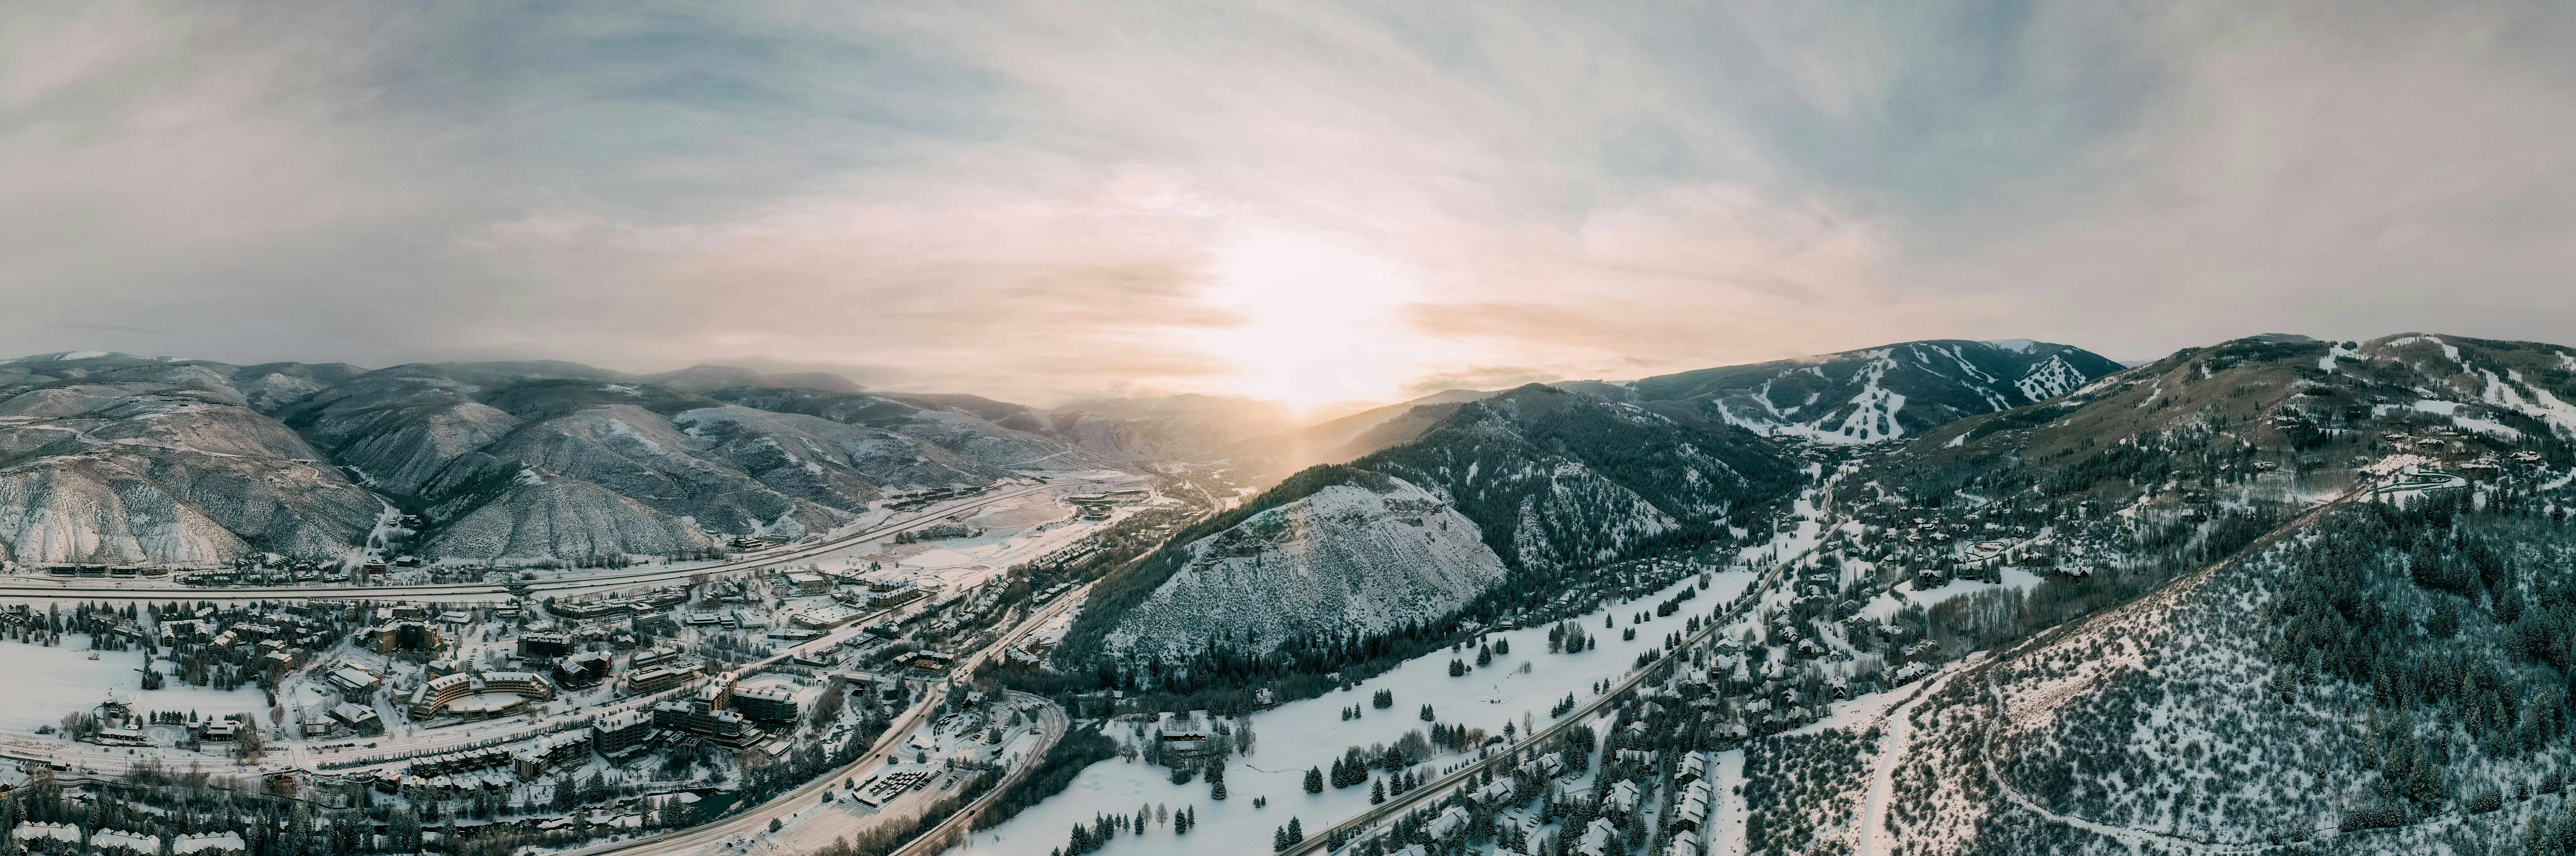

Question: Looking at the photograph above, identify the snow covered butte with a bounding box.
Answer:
[1100,475,1507,656]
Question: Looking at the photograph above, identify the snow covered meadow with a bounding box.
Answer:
[969,570,1756,855]
[0,633,268,732]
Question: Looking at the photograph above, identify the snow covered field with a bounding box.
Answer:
[971,570,1756,855]
[1855,567,2049,622]
[0,634,269,732]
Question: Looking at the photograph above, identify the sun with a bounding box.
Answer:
[1189,230,1422,412]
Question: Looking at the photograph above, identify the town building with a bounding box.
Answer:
[627,662,702,695]
[328,703,383,736]
[592,709,657,759]
[730,685,800,723]
[374,620,442,652]
[512,731,594,780]
[553,650,612,689]
[518,632,573,658]
[409,671,557,718]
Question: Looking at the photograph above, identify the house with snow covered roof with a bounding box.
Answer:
[1428,805,1470,840]
[91,829,160,856]
[1673,779,1713,831]
[175,832,248,856]
[1608,779,1641,813]
[1677,750,1718,785]
[11,822,78,847]
[1576,817,1618,856]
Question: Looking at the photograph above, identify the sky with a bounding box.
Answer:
[5,1,2576,409]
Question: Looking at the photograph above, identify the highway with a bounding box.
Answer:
[0,479,1113,603]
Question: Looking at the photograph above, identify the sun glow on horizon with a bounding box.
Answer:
[1187,230,1426,414]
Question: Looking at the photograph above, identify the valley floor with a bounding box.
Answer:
[972,570,1757,855]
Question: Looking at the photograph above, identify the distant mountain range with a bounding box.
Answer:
[0,336,2215,575]
[1067,332,2576,660]
[1226,338,2124,481]
[0,353,1182,567]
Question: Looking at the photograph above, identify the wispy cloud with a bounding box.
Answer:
[4,1,2573,404]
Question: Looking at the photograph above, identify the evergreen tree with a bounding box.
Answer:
[1305,766,1325,793]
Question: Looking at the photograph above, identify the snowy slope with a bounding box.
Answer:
[1626,339,2124,445]
[1357,385,1800,570]
[1102,477,1508,655]
[1068,385,1802,661]
[0,356,380,565]
[0,353,1191,567]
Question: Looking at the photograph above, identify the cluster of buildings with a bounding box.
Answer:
[649,676,765,749]
[157,604,346,681]
[550,587,688,621]
[10,824,245,856]
[1064,488,1148,520]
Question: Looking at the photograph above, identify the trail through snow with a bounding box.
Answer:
[1707,749,1747,856]
[1856,663,1961,856]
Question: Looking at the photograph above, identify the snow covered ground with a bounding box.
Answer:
[971,570,1755,855]
[0,634,269,731]
[1855,567,2049,622]
[834,490,1142,592]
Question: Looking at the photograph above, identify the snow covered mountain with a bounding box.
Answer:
[1067,383,1806,658]
[1355,384,1803,571]
[1622,338,2124,444]
[1096,470,1509,658]
[1843,333,2576,854]
[1051,394,1311,450]
[0,352,1178,568]
[1225,339,2124,485]
[702,387,1191,466]
[0,353,383,566]
[1224,388,1500,479]
[1900,332,2576,479]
